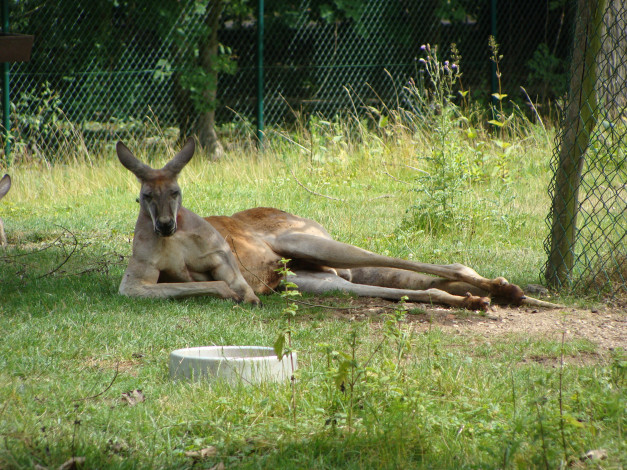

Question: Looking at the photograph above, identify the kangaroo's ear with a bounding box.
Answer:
[116,141,154,180]
[0,174,11,200]
[163,138,195,176]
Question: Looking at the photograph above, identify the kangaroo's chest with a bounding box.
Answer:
[152,232,225,282]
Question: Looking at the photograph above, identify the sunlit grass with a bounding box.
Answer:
[1,110,624,469]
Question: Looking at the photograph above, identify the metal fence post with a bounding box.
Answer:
[2,0,10,162]
[546,0,607,288]
[256,0,264,147]
[490,0,497,105]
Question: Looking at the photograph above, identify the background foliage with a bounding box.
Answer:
[5,0,572,156]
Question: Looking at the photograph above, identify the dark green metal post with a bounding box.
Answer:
[2,0,10,162]
[256,0,264,147]
[490,0,497,106]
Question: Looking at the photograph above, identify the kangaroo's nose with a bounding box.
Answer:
[155,218,176,236]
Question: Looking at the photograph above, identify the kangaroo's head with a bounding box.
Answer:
[117,139,195,237]
[0,174,11,201]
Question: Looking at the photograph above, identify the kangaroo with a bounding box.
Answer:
[117,139,560,310]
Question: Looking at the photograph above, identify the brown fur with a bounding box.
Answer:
[116,140,561,310]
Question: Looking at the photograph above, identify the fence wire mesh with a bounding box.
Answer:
[4,1,216,156]
[4,0,569,156]
[544,0,626,297]
[5,0,625,295]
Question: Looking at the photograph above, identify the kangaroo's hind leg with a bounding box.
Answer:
[291,270,491,310]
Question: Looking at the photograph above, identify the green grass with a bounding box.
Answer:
[0,115,624,469]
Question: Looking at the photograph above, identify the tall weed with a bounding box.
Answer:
[385,42,542,241]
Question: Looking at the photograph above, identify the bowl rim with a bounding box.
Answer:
[170,345,282,362]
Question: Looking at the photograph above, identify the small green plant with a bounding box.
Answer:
[273,258,300,424]
[332,324,365,431]
[401,44,517,238]
[397,37,526,236]
[609,347,626,388]
[450,43,469,110]
[318,319,391,433]
[382,295,412,373]
[488,35,514,181]
[322,301,415,433]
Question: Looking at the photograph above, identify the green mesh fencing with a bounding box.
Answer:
[544,0,627,297]
[8,1,623,295]
[3,0,569,158]
[4,1,214,156]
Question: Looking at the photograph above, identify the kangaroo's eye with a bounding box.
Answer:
[141,192,153,201]
[171,190,180,198]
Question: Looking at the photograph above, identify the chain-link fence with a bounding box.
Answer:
[3,0,570,158]
[4,1,215,157]
[545,0,626,298]
[6,0,625,296]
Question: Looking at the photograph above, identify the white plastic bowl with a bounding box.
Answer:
[169,346,296,385]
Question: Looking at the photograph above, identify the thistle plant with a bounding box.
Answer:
[412,43,464,120]
[403,44,472,235]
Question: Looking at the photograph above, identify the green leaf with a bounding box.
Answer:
[274,334,286,359]
[282,307,298,317]
[564,414,586,428]
[281,287,301,296]
[466,128,478,139]
[378,115,388,128]
[488,120,505,127]
[335,360,350,389]
[492,93,508,100]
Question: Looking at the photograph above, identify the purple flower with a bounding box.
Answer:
[420,44,426,51]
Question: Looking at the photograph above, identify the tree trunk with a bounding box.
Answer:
[600,0,627,117]
[173,71,193,144]
[546,0,606,288]
[196,0,224,160]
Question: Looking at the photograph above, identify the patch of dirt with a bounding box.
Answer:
[313,297,626,355]
[83,357,142,376]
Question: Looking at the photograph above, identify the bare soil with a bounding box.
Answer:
[318,296,626,357]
